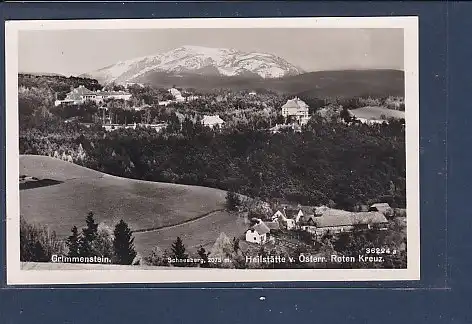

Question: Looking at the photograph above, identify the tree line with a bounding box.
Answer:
[20,212,137,265]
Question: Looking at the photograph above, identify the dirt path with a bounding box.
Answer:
[132,208,227,234]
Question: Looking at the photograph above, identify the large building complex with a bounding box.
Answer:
[54,85,132,106]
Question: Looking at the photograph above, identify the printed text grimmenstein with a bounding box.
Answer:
[51,255,112,264]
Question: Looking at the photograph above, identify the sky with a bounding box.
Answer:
[19,28,404,76]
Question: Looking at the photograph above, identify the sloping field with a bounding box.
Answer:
[349,106,405,120]
[134,211,249,256]
[19,155,242,255]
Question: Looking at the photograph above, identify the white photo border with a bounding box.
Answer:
[5,17,420,285]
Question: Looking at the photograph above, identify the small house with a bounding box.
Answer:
[245,221,271,245]
[201,115,225,129]
[272,209,297,230]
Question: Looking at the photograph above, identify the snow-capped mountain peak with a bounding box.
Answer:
[81,45,304,84]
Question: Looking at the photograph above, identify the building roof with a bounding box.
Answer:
[99,91,131,96]
[202,115,225,125]
[281,208,299,219]
[310,211,388,228]
[65,86,131,100]
[65,86,95,101]
[72,85,96,96]
[65,93,84,101]
[313,206,352,218]
[281,97,309,110]
[249,221,270,235]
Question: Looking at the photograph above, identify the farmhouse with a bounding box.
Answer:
[245,220,271,245]
[201,115,225,129]
[272,206,312,230]
[299,210,388,236]
[54,85,132,106]
[281,97,310,125]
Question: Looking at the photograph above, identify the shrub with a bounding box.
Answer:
[144,246,169,266]
[20,216,65,262]
[225,191,241,211]
[94,223,114,258]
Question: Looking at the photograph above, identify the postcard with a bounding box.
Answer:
[5,17,419,284]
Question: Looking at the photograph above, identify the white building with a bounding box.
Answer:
[245,221,270,245]
[272,210,296,230]
[201,115,225,129]
[168,88,185,102]
[55,85,132,106]
[281,97,309,123]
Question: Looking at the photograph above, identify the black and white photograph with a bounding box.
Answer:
[5,17,419,284]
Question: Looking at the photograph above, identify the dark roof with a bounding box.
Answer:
[250,222,270,235]
[284,209,299,219]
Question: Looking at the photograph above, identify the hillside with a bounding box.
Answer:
[19,155,243,255]
[136,69,404,98]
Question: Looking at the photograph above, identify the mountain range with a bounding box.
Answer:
[22,45,404,98]
[81,45,305,84]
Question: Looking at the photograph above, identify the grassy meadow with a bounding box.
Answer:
[19,155,240,255]
[349,106,405,120]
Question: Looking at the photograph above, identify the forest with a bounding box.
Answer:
[20,115,406,211]
[18,73,406,210]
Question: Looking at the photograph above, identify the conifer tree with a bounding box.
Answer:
[79,211,99,257]
[171,237,188,260]
[66,226,80,257]
[197,246,209,268]
[113,219,137,265]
